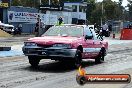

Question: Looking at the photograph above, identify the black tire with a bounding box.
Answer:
[7,31,12,34]
[74,50,82,68]
[105,31,110,37]
[28,56,40,67]
[95,49,105,64]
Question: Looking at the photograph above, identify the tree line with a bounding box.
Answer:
[11,0,132,24]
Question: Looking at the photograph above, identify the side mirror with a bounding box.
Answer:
[85,35,93,40]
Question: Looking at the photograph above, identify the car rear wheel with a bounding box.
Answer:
[28,56,40,67]
[74,50,82,68]
[95,49,105,64]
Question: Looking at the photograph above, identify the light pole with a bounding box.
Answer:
[49,0,51,5]
[101,2,104,27]
[38,0,42,36]
[40,0,42,5]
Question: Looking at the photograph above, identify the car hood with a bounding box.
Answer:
[28,36,82,45]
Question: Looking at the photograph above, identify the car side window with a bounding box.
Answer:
[84,27,93,36]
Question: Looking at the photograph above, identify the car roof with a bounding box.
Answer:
[4,24,14,27]
[0,23,5,26]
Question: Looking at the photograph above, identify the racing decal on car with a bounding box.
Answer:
[83,48,101,52]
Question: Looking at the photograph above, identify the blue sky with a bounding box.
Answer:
[97,0,128,7]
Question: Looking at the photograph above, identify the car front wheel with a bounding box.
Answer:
[28,56,40,67]
[74,50,82,68]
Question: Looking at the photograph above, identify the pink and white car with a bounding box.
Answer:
[22,25,108,67]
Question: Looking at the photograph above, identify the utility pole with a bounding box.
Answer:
[49,0,51,5]
[38,0,41,36]
[39,0,42,5]
[101,2,104,27]
[33,0,35,8]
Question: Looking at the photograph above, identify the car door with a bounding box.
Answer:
[83,27,95,58]
[91,29,102,57]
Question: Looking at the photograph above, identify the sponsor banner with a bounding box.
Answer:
[8,11,38,23]
[8,11,57,25]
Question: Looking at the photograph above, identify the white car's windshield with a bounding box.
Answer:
[42,26,83,37]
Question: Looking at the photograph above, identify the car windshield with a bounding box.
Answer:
[42,26,83,37]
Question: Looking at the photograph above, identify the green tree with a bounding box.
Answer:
[88,0,126,24]
[11,0,22,6]
[90,2,102,24]
[119,0,123,5]
[127,0,132,21]
[85,0,96,24]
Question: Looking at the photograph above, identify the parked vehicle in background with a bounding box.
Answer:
[22,25,108,68]
[3,24,14,34]
[0,22,14,34]
[105,28,110,37]
[0,22,5,30]
[96,26,110,37]
[13,27,22,35]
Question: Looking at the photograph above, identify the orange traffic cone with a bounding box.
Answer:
[113,33,115,38]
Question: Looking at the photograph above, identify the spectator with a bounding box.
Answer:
[57,16,64,25]
[102,23,108,31]
[128,24,132,29]
[34,18,39,37]
[108,24,112,32]
[34,18,44,37]
[39,19,45,36]
[18,24,22,35]
[102,23,108,36]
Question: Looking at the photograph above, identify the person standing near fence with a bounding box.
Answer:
[34,18,44,37]
[57,16,64,25]
[34,18,39,37]
[18,24,22,35]
[38,19,45,36]
[102,23,108,36]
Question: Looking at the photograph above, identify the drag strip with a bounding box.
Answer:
[1,39,132,57]
[0,41,132,88]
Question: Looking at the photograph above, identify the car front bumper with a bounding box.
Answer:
[22,46,77,59]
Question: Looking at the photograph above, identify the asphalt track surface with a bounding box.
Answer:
[0,37,132,57]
